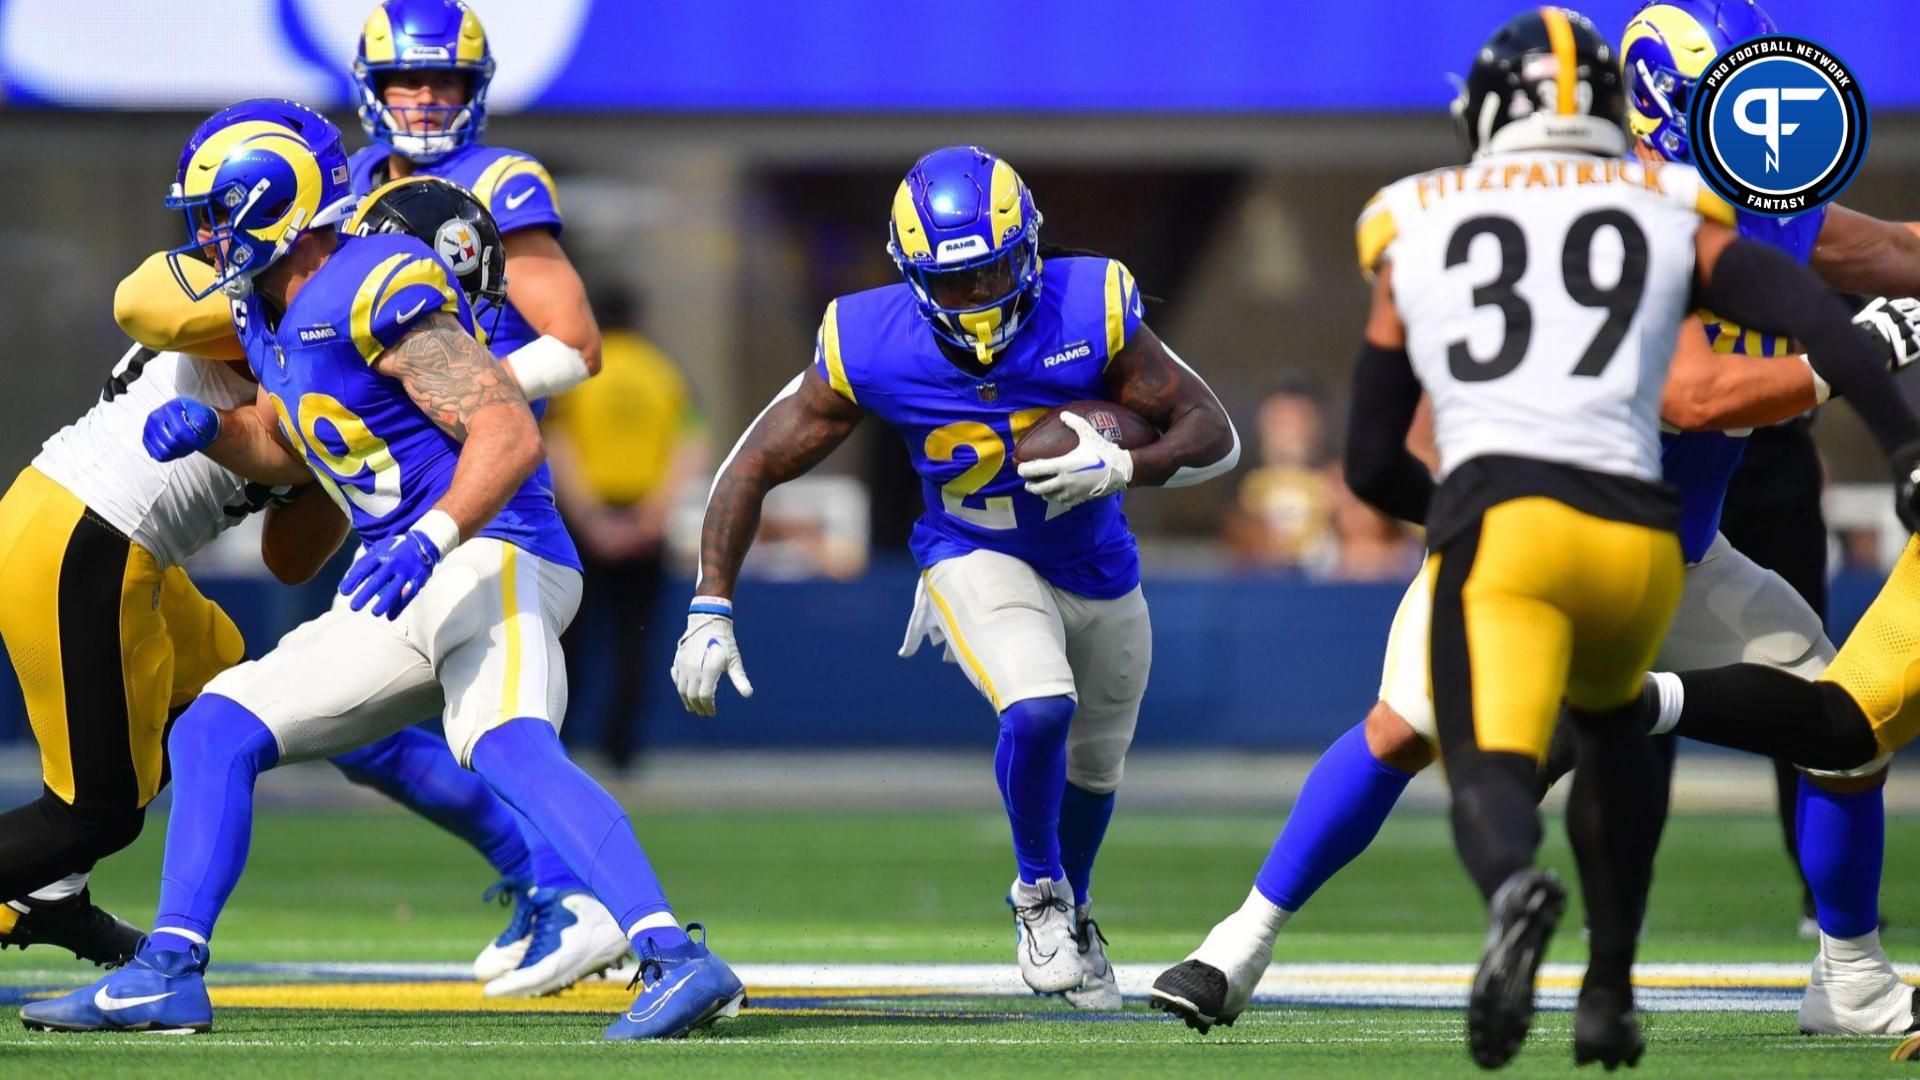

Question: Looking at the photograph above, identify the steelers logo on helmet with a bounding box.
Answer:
[1687,35,1868,216]
[435,219,482,276]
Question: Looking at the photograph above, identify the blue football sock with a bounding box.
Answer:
[1254,722,1415,911]
[152,695,280,945]
[330,726,535,884]
[994,696,1075,885]
[469,718,686,950]
[515,808,589,892]
[1797,774,1884,939]
[1058,783,1116,905]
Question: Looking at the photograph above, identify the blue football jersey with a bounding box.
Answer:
[816,257,1146,599]
[1659,206,1827,563]
[348,142,562,358]
[238,232,578,570]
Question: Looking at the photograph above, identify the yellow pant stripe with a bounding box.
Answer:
[499,545,524,728]
[923,573,1002,712]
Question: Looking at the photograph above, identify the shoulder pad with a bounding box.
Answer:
[813,298,856,403]
[343,236,465,363]
[1093,258,1144,363]
[1356,176,1419,280]
[467,149,563,234]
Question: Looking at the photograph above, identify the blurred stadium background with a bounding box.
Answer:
[5,2,1920,1072]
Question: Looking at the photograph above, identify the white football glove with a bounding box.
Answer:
[1853,295,1920,373]
[1015,412,1135,510]
[669,597,754,717]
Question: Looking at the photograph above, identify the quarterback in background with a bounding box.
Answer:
[671,146,1238,1006]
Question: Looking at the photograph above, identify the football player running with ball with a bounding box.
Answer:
[1158,10,1920,1070]
[22,101,740,1040]
[671,146,1238,1006]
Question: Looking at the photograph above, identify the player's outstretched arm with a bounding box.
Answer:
[1812,206,1920,297]
[672,366,861,716]
[1696,223,1920,530]
[1100,325,1239,489]
[1695,223,1920,457]
[114,252,244,361]
[260,484,349,585]
[1342,263,1433,525]
[695,366,864,601]
[502,228,602,381]
[376,311,544,539]
[1659,316,1824,432]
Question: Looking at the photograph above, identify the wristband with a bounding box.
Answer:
[505,335,591,401]
[412,509,462,557]
[1798,355,1833,405]
[688,595,733,617]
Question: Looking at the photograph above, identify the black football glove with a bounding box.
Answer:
[1852,296,1920,373]
[1894,439,1920,534]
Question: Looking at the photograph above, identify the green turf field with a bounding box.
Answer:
[3,805,1917,1076]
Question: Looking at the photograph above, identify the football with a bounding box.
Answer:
[1012,400,1158,463]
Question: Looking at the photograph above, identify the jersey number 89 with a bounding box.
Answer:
[268,392,404,519]
[1445,209,1649,383]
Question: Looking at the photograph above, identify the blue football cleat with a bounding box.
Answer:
[20,940,213,1033]
[603,924,745,1041]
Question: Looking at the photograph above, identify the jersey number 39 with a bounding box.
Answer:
[1445,209,1649,383]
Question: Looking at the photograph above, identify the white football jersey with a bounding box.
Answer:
[34,346,273,568]
[1357,151,1733,483]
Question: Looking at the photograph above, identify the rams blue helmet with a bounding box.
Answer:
[353,0,496,164]
[1623,0,1777,163]
[887,146,1044,364]
[164,99,356,301]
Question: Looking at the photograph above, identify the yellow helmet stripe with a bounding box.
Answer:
[988,159,1024,250]
[181,120,299,198]
[1540,6,1579,116]
[362,6,397,64]
[457,6,488,65]
[818,299,856,402]
[890,182,932,261]
[241,133,323,244]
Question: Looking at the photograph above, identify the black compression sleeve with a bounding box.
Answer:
[1703,238,1920,453]
[1344,341,1434,525]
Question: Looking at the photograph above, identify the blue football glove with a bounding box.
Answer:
[142,397,220,462]
[340,522,451,620]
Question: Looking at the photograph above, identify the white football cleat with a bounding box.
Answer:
[1009,878,1083,994]
[1064,904,1121,1009]
[485,889,633,998]
[1799,931,1920,1036]
[473,879,536,983]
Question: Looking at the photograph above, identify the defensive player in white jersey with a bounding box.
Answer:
[0,302,343,963]
[1157,0,1920,1046]
[1157,10,1920,1071]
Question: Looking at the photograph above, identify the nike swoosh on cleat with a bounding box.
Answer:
[94,987,175,1011]
[625,969,698,1024]
[504,187,538,210]
[395,298,430,321]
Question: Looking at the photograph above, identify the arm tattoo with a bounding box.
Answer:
[698,371,862,597]
[376,312,527,441]
[1105,327,1237,488]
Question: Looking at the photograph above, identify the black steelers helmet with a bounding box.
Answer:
[1452,7,1628,161]
[346,175,508,315]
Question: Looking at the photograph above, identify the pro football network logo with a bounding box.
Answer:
[1688,35,1868,217]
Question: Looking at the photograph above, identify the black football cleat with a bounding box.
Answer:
[1467,869,1567,1070]
[0,889,143,967]
[1573,985,1645,1071]
[1149,960,1231,1034]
